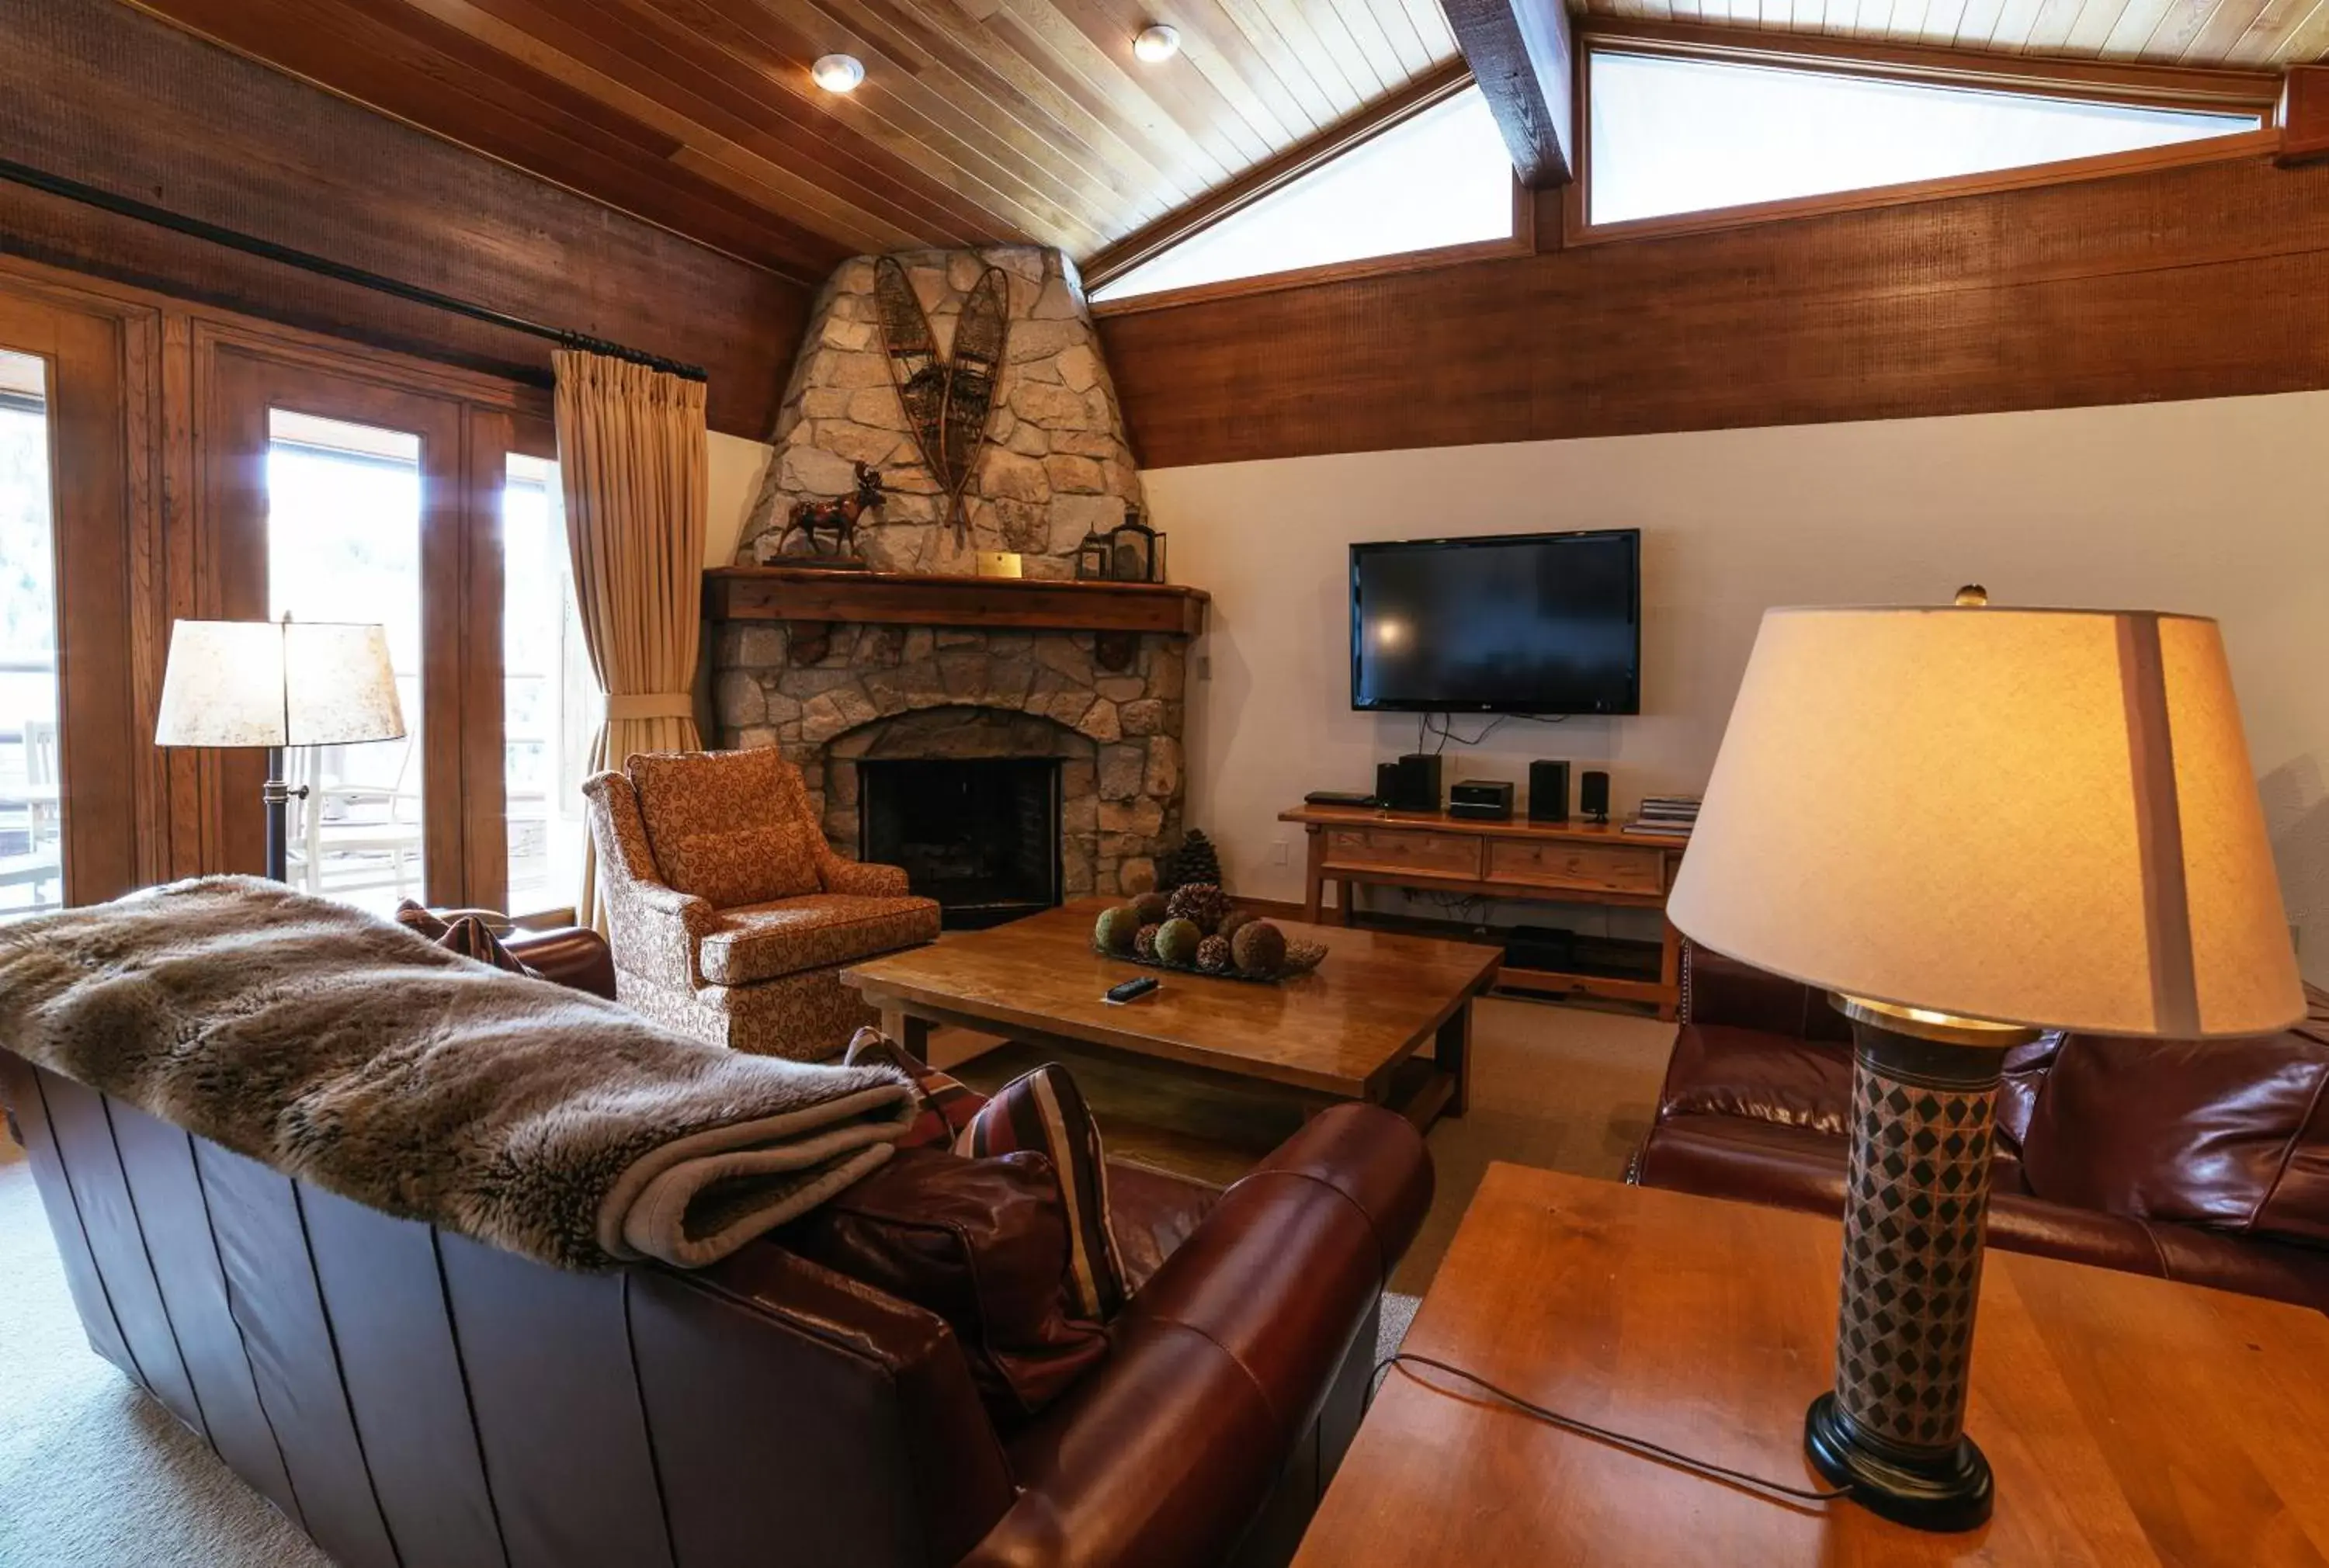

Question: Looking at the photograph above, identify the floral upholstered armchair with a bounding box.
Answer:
[581,748,941,1060]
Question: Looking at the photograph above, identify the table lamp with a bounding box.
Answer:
[154,617,407,883]
[1667,592,2303,1532]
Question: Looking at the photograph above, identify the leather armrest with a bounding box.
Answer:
[505,926,618,1000]
[962,1105,1430,1568]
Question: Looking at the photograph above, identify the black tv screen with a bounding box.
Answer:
[1350,530,1640,714]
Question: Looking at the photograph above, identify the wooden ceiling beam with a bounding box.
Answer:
[1441,0,1576,187]
[2282,67,2329,166]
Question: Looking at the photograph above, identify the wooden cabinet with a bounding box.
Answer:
[1282,803,1690,1019]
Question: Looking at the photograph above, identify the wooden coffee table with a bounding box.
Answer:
[1296,1164,2329,1566]
[840,897,1498,1129]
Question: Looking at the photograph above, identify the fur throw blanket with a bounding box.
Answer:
[0,878,916,1270]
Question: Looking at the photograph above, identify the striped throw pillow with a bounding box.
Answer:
[843,1027,987,1150]
[955,1064,1130,1322]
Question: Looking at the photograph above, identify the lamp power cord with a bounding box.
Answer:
[1370,1351,1850,1510]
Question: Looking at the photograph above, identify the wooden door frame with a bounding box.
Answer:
[0,285,158,907]
[200,338,529,909]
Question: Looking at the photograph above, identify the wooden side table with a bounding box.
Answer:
[1296,1165,2329,1566]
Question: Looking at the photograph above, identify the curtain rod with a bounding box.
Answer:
[0,156,710,383]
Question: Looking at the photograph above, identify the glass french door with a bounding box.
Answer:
[210,352,525,914]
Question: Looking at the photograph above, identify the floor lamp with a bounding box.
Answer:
[154,618,408,883]
[1667,594,2303,1532]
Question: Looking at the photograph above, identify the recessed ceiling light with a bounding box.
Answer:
[812,54,866,92]
[1133,24,1179,62]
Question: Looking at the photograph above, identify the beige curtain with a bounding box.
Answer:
[554,349,709,928]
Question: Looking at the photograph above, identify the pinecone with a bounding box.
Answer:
[1134,922,1163,960]
[1165,882,1234,935]
[1195,935,1233,973]
[1158,829,1223,893]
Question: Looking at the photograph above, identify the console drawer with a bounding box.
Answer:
[1487,839,1666,896]
[1322,827,1484,879]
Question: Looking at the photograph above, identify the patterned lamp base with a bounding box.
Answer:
[1806,997,2038,1533]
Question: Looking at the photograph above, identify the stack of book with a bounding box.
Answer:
[1623,795,1701,838]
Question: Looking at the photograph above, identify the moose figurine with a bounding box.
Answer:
[774,461,883,567]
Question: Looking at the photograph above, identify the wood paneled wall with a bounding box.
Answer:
[0,0,808,442]
[1099,153,2329,469]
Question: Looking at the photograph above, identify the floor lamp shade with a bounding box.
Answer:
[154,619,407,886]
[1668,605,2303,1040]
[154,621,406,751]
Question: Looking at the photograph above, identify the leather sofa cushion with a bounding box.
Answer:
[2020,1004,2329,1248]
[698,894,941,986]
[1659,1025,1855,1136]
[627,748,821,907]
[780,1146,1110,1427]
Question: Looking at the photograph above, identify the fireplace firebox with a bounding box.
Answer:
[859,758,1063,929]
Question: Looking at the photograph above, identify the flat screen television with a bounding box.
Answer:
[1350,529,1640,714]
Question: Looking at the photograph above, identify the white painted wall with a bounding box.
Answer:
[1141,391,2329,982]
[706,430,774,569]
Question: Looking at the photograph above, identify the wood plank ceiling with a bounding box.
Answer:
[117,0,1460,283]
[116,0,2327,290]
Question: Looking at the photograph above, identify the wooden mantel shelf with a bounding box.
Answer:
[703,567,1208,637]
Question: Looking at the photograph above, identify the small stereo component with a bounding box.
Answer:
[1528,760,1571,824]
[1580,770,1612,824]
[1305,789,1380,807]
[1448,779,1515,821]
[1384,753,1444,813]
[1376,761,1401,804]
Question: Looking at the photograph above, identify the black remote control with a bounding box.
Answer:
[1103,975,1161,1004]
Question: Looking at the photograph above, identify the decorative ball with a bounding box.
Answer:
[1230,919,1286,977]
[1130,890,1171,926]
[1165,882,1234,935]
[1217,908,1255,943]
[1094,904,1141,954]
[1195,935,1232,973]
[1134,922,1162,960]
[1154,918,1201,966]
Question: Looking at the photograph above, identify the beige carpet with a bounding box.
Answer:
[0,994,1671,1565]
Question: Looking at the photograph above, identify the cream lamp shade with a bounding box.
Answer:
[154,619,406,750]
[1666,605,2303,1039]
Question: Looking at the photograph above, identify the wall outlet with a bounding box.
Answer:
[1270,839,1289,866]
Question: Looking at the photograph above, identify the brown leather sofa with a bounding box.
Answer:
[1633,944,2329,1311]
[2,924,1432,1568]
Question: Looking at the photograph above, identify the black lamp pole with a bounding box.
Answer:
[259,745,309,884]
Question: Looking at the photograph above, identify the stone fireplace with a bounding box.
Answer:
[706,241,1199,904]
[708,593,1196,900]
[852,716,1065,927]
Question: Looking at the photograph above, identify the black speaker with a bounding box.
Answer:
[1376,761,1400,804]
[1580,770,1611,824]
[1385,753,1443,813]
[1528,761,1571,824]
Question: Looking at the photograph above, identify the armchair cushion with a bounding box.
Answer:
[698,893,941,987]
[627,748,821,907]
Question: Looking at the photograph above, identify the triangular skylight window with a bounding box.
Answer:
[1091,87,1515,304]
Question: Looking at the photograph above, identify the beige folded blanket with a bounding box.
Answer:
[0,877,915,1270]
